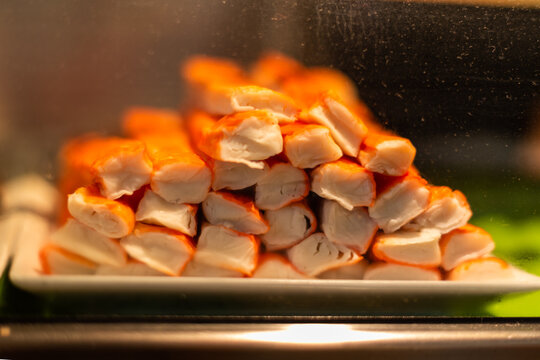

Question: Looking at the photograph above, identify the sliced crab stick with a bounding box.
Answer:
[59,136,153,200]
[260,202,317,251]
[255,162,309,210]
[406,186,472,234]
[202,191,269,234]
[281,123,343,169]
[142,134,211,204]
[193,223,259,276]
[302,92,368,157]
[320,199,378,255]
[311,159,376,210]
[252,253,309,279]
[181,55,248,88]
[318,259,369,280]
[287,232,362,277]
[363,262,442,281]
[96,261,166,276]
[50,218,127,267]
[122,107,183,139]
[446,257,514,281]
[1,174,59,218]
[440,224,495,271]
[120,223,195,276]
[135,189,197,236]
[182,258,244,278]
[358,133,416,176]
[67,185,135,238]
[371,228,442,267]
[211,160,269,191]
[188,110,282,169]
[250,51,304,90]
[369,173,430,233]
[39,244,97,275]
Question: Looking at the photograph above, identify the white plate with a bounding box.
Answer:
[8,214,540,297]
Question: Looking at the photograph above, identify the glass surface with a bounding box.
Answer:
[0,0,539,319]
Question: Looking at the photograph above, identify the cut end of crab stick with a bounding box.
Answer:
[261,202,317,251]
[311,159,375,210]
[406,186,472,234]
[202,191,269,234]
[250,51,304,90]
[188,110,283,168]
[193,223,259,276]
[281,123,343,169]
[95,261,166,276]
[359,133,416,176]
[252,253,309,279]
[369,173,430,233]
[320,199,378,255]
[122,107,183,139]
[287,232,362,277]
[1,173,59,217]
[67,185,135,238]
[446,257,514,281]
[363,262,442,281]
[182,258,245,278]
[135,189,197,236]
[318,259,369,280]
[371,228,442,267]
[39,244,97,275]
[120,223,194,276]
[302,92,368,157]
[50,218,127,267]
[440,224,495,271]
[255,162,309,210]
[211,160,269,191]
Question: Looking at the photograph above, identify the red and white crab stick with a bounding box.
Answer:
[40,244,97,275]
[255,161,309,210]
[122,107,184,139]
[96,261,166,276]
[250,51,304,90]
[363,262,442,281]
[358,133,416,177]
[439,224,495,271]
[211,160,269,191]
[318,259,369,280]
[252,253,308,279]
[446,257,514,281]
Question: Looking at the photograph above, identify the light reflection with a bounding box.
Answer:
[238,324,399,344]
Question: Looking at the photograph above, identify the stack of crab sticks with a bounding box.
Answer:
[39,52,515,282]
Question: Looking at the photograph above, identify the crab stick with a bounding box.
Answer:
[202,191,269,234]
[182,258,244,278]
[50,218,127,267]
[122,107,183,139]
[320,199,378,255]
[142,134,211,204]
[211,160,269,191]
[281,122,343,169]
[318,259,369,280]
[363,262,442,281]
[120,223,195,276]
[369,172,431,233]
[287,232,362,277]
[193,223,259,276]
[260,202,317,251]
[181,55,248,88]
[255,162,309,210]
[96,260,166,276]
[59,136,153,200]
[1,174,59,218]
[188,110,283,169]
[406,186,472,234]
[39,244,97,275]
[358,133,416,176]
[250,51,304,90]
[371,228,442,268]
[301,92,368,157]
[439,224,495,271]
[135,189,197,236]
[446,257,514,281]
[311,159,376,210]
[67,185,135,238]
[252,253,309,279]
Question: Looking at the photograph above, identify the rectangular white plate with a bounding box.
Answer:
[8,213,540,298]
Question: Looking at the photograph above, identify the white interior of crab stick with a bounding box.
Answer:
[202,192,268,234]
[358,136,416,176]
[252,253,309,279]
[320,199,378,255]
[363,262,441,281]
[40,245,97,275]
[283,125,343,169]
[255,163,308,210]
[440,226,495,271]
[151,162,211,204]
[318,259,369,280]
[287,232,361,277]
[446,257,514,281]
[50,219,127,267]
[95,261,166,276]
[260,202,317,251]
[182,258,244,278]
[212,160,269,191]
[193,223,259,276]
[136,189,197,236]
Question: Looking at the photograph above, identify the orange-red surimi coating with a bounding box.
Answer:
[250,51,305,89]
[446,256,511,281]
[122,107,183,139]
[132,222,195,248]
[439,224,491,254]
[181,55,248,87]
[141,134,207,172]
